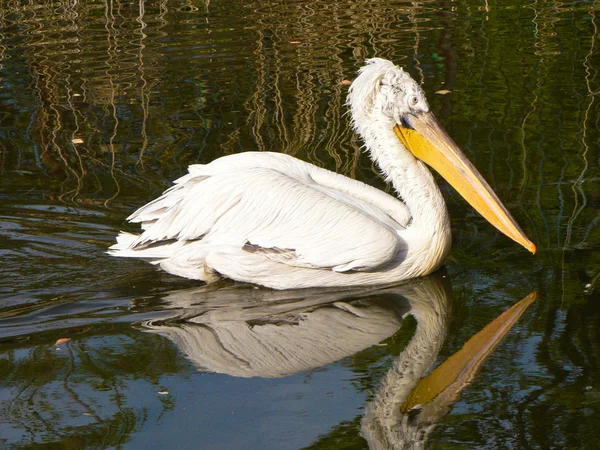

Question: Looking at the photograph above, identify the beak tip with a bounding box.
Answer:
[527,241,537,255]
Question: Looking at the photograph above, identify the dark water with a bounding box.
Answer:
[1,0,599,448]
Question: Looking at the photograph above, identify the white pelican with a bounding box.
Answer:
[109,58,535,289]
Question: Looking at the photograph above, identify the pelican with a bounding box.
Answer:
[109,58,535,289]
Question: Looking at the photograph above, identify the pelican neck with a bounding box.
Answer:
[361,120,452,276]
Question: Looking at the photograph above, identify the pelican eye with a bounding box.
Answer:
[410,95,419,106]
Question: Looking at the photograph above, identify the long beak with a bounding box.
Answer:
[394,112,536,254]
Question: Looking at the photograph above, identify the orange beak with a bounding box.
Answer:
[394,112,536,254]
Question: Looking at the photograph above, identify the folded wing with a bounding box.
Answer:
[110,152,408,279]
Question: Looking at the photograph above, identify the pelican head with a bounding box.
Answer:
[348,58,536,254]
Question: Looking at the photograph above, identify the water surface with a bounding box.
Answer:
[1,1,599,448]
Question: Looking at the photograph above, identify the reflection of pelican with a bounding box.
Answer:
[361,290,537,450]
[142,280,421,378]
[110,58,535,289]
[144,274,535,447]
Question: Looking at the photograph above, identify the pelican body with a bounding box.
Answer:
[109,59,535,289]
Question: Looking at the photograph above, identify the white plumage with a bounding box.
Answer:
[109,58,534,289]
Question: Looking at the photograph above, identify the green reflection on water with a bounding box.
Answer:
[0,0,599,448]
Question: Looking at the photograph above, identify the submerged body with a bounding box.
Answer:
[109,59,535,289]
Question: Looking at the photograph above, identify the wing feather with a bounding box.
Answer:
[121,152,407,272]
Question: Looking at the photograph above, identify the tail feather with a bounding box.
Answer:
[108,231,180,260]
[110,231,138,250]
